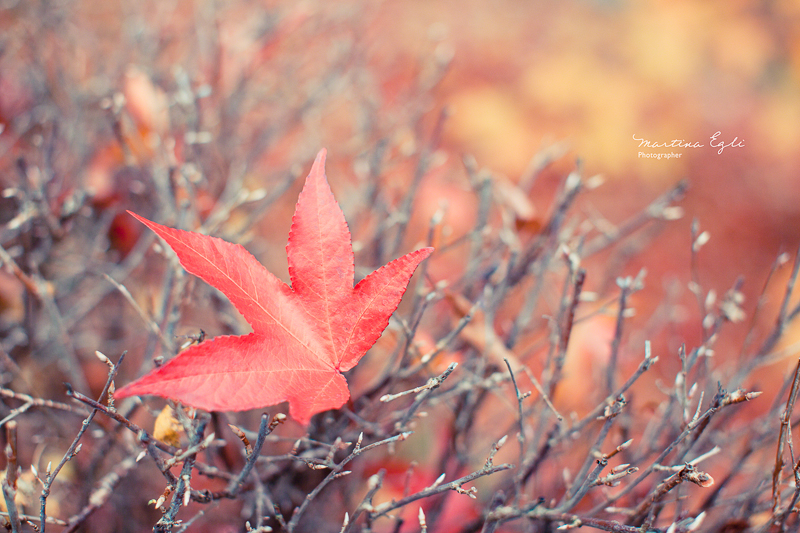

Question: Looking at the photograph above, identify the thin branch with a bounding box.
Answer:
[550,265,586,398]
[588,386,756,515]
[606,276,632,395]
[773,359,800,512]
[102,273,174,352]
[67,389,177,455]
[287,432,413,532]
[225,413,285,497]
[154,417,210,532]
[504,359,526,507]
[521,366,563,422]
[630,463,714,528]
[487,506,668,533]
[0,388,86,423]
[40,352,125,533]
[399,299,477,379]
[370,436,514,520]
[507,168,582,286]
[0,512,68,528]
[752,246,800,368]
[393,363,459,431]
[2,421,20,533]
[581,180,688,257]
[566,341,657,438]
[381,362,458,403]
[558,397,627,512]
[62,454,139,533]
[343,470,386,533]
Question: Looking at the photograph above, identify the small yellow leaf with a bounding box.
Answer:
[153,405,183,448]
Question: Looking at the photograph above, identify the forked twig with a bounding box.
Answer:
[287,432,413,532]
[40,352,125,532]
[773,359,800,513]
[505,359,527,506]
[225,413,285,497]
[368,437,514,521]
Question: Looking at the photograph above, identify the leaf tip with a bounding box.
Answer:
[306,149,328,183]
[126,210,158,232]
[410,246,434,264]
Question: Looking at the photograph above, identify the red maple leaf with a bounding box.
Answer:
[115,149,433,424]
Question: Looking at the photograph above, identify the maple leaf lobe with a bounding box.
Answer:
[115,149,433,425]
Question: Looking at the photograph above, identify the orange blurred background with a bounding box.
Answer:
[3,0,798,317]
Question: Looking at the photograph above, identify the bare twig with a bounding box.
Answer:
[62,454,140,533]
[504,359,526,506]
[287,432,413,532]
[370,436,514,520]
[773,359,800,513]
[383,108,447,263]
[154,416,210,532]
[399,298,477,378]
[102,273,174,352]
[0,387,86,428]
[508,168,582,286]
[558,397,627,512]
[567,341,658,438]
[225,413,285,497]
[40,352,125,532]
[549,264,586,398]
[67,389,177,455]
[606,275,632,395]
[487,506,669,532]
[343,470,385,533]
[2,421,21,533]
[581,180,688,257]
[393,363,459,431]
[631,463,714,528]
[381,362,458,403]
[589,386,756,515]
